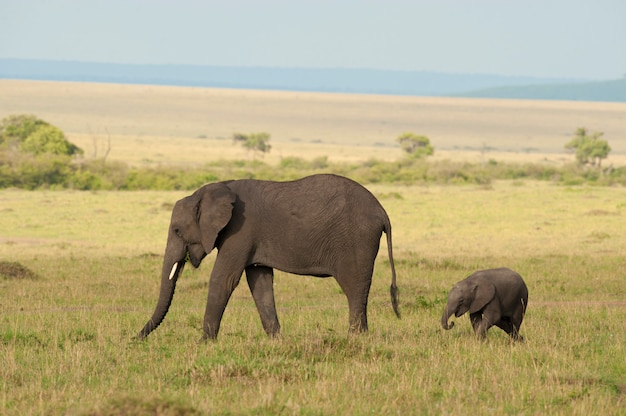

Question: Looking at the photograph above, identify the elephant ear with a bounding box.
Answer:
[469,277,496,314]
[197,183,236,253]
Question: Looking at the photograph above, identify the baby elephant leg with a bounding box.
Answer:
[470,312,488,339]
[476,308,502,339]
[470,312,482,333]
[494,319,524,341]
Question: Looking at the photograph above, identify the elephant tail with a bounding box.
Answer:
[385,220,400,319]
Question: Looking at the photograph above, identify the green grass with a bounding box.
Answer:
[1,182,625,415]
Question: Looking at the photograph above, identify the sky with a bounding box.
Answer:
[1,0,625,80]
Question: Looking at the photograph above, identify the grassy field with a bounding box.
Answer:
[1,181,625,415]
[1,80,625,414]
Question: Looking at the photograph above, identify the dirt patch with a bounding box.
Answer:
[0,261,40,280]
[0,237,53,245]
[585,210,620,216]
[85,395,202,416]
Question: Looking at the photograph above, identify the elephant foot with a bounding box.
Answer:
[267,332,283,341]
[262,325,281,338]
[473,328,488,340]
[261,321,281,338]
[200,330,219,342]
[348,324,368,333]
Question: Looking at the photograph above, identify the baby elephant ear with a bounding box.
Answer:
[197,183,236,253]
[469,277,496,314]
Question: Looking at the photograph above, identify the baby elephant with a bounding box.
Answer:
[441,268,528,341]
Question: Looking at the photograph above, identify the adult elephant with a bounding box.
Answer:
[138,174,400,340]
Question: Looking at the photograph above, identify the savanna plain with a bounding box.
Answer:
[1,80,625,415]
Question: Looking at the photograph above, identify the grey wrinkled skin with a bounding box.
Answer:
[138,174,400,341]
[441,268,528,341]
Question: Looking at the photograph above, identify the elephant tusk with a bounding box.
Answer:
[168,263,178,280]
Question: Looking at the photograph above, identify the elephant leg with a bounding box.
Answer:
[494,318,516,336]
[477,307,501,339]
[508,308,525,341]
[511,328,525,342]
[202,267,244,340]
[335,271,372,333]
[245,265,280,337]
[469,312,483,334]
[495,319,524,341]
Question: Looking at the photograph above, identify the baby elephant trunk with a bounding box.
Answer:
[441,307,455,330]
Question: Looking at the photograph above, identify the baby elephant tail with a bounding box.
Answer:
[385,221,401,319]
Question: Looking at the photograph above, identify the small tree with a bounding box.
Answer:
[565,127,611,168]
[396,132,434,159]
[21,125,82,156]
[0,114,85,189]
[0,114,83,156]
[233,132,271,157]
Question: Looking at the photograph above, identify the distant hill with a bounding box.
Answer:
[1,58,623,102]
[463,78,626,102]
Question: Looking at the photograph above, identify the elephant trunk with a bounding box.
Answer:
[441,306,455,330]
[137,259,185,339]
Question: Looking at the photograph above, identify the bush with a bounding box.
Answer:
[0,114,47,144]
[2,144,625,191]
[2,114,623,190]
[565,127,611,168]
[0,114,85,189]
[396,132,434,159]
[605,166,626,185]
[1,153,73,190]
[232,132,271,155]
[1,114,82,156]
[20,125,82,156]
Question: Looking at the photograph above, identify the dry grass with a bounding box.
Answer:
[1,182,625,261]
[1,79,625,167]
